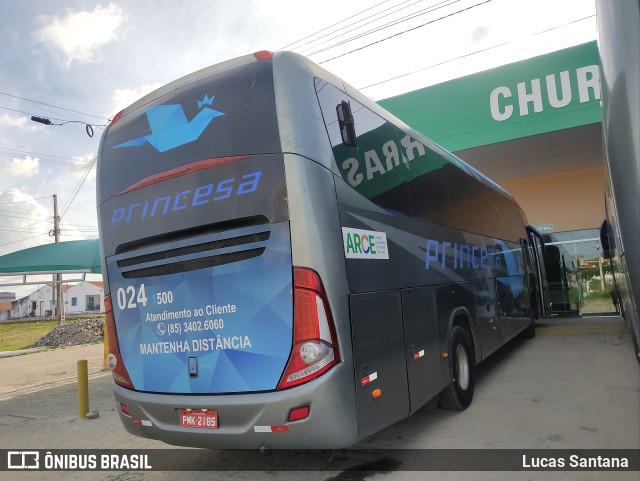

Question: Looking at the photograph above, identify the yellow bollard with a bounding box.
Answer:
[103,322,109,370]
[77,359,89,418]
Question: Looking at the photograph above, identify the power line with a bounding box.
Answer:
[61,222,98,229]
[294,0,420,54]
[58,233,98,238]
[308,0,460,56]
[0,225,49,242]
[60,155,98,219]
[0,146,88,163]
[277,0,396,51]
[300,0,459,56]
[0,152,92,168]
[0,153,90,166]
[0,229,46,240]
[0,196,50,205]
[0,212,49,222]
[318,0,492,64]
[60,221,99,232]
[529,13,596,36]
[62,223,98,229]
[0,233,48,247]
[34,118,107,129]
[0,207,45,215]
[358,14,596,90]
[64,223,98,228]
[0,211,48,223]
[0,225,42,232]
[0,217,98,241]
[0,91,110,121]
[0,105,67,122]
[0,105,108,135]
[65,227,99,232]
[360,40,509,90]
[0,220,47,239]
[0,146,93,168]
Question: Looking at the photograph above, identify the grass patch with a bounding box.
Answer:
[0,321,58,352]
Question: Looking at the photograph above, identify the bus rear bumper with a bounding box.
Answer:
[112,362,359,449]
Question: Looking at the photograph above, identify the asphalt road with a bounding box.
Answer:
[0,316,638,480]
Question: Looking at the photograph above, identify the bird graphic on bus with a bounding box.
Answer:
[113,94,224,153]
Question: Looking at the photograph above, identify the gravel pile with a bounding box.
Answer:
[34,318,105,348]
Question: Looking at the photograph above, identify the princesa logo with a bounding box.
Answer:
[113,94,224,153]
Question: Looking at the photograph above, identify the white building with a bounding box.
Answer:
[11,284,57,319]
[64,281,104,315]
[7,281,104,319]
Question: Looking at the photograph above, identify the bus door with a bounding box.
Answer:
[526,226,550,319]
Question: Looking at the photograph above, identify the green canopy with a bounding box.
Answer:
[0,239,102,274]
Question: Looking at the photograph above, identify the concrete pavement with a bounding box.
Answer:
[0,316,637,480]
[0,343,106,400]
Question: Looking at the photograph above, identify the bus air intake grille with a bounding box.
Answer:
[121,248,265,279]
[117,231,270,268]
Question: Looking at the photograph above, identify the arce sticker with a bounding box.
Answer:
[343,228,389,260]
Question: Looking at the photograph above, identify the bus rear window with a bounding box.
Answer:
[98,60,280,203]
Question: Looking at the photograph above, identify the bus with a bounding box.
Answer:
[97,50,549,449]
[596,0,640,363]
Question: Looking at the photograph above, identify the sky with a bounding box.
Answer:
[0,0,597,297]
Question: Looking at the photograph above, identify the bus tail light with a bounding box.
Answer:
[277,268,340,390]
[288,406,310,422]
[104,294,135,389]
[254,50,272,61]
[119,402,131,416]
[110,110,124,124]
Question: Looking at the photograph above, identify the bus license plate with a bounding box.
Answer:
[179,410,218,429]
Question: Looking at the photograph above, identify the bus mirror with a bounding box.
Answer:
[337,101,357,147]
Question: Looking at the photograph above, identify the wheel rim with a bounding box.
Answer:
[455,343,469,390]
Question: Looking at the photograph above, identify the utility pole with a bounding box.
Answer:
[53,194,63,323]
[596,244,605,292]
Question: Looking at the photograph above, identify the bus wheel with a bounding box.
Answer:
[439,325,475,410]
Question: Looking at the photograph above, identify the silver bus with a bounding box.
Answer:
[97,50,549,449]
[596,0,640,363]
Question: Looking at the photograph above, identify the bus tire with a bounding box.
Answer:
[439,325,475,410]
[522,320,536,339]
